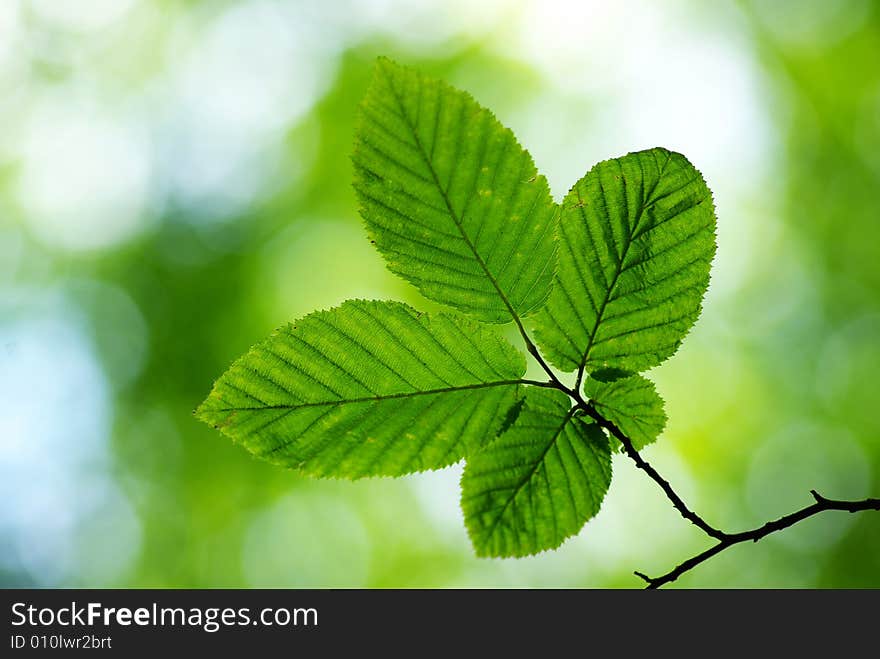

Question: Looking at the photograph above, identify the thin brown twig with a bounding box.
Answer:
[633,491,880,588]
[524,375,879,589]
[577,399,729,541]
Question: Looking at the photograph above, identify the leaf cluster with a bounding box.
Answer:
[198,58,717,557]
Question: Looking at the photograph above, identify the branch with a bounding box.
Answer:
[576,399,728,541]
[574,395,879,588]
[635,491,880,588]
[524,355,880,589]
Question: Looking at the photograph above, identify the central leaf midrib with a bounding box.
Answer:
[381,67,525,327]
[478,408,577,545]
[576,153,672,378]
[214,379,530,412]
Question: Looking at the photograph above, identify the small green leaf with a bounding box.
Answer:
[584,373,667,450]
[353,57,558,323]
[196,300,527,478]
[461,388,612,557]
[533,147,716,373]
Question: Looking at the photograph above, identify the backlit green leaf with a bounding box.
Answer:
[196,300,527,478]
[584,372,667,450]
[353,57,558,323]
[533,147,716,373]
[461,388,612,557]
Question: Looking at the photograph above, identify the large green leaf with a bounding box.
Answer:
[353,57,558,324]
[533,147,716,373]
[461,388,612,557]
[196,300,528,479]
[584,371,667,450]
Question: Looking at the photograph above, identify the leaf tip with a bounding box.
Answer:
[373,55,404,79]
[193,396,219,427]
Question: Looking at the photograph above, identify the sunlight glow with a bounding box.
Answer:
[16,100,152,251]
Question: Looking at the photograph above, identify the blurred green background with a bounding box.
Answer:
[1,0,879,588]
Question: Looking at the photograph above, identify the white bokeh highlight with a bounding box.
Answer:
[0,307,141,585]
[16,99,152,251]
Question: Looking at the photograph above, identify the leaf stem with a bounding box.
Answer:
[521,332,562,384]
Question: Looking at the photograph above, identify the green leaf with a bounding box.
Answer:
[196,300,528,479]
[533,147,716,373]
[584,373,667,450]
[461,388,612,557]
[352,57,558,324]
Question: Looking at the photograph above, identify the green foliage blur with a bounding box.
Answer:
[1,0,878,588]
